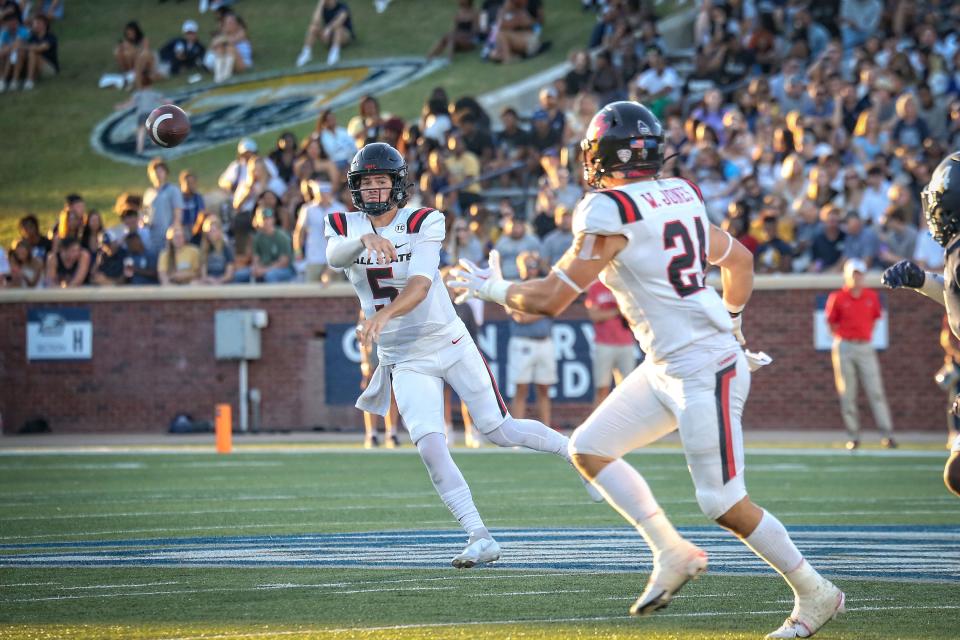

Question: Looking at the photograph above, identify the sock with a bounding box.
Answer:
[742,510,818,595]
[440,485,485,535]
[327,44,340,65]
[484,417,569,458]
[594,459,684,554]
[300,45,310,57]
[417,432,486,535]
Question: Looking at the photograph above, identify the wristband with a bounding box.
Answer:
[724,300,745,315]
[481,279,512,305]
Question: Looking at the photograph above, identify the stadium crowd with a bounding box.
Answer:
[3,0,960,289]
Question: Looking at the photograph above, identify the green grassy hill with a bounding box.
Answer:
[0,0,599,246]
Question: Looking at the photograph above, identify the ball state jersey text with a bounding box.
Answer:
[572,177,735,364]
[325,206,466,364]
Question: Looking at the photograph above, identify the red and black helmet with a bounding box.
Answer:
[580,101,665,188]
[347,142,410,216]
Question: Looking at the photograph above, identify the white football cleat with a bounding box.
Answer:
[766,578,846,638]
[451,536,501,568]
[629,540,708,616]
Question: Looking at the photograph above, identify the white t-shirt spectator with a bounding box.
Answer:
[635,66,680,102]
[859,182,891,225]
[217,156,280,195]
[298,200,345,266]
[319,128,357,166]
[913,228,945,270]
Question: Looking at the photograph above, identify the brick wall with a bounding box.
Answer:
[0,281,948,434]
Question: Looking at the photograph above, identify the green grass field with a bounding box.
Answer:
[1,444,957,639]
[0,0,603,247]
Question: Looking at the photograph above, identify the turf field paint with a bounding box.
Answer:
[2,526,957,583]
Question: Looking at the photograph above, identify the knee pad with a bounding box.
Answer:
[693,476,747,520]
[568,426,603,457]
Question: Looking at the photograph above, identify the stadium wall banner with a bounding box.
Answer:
[812,293,888,351]
[26,308,92,361]
[325,320,619,405]
[91,57,444,165]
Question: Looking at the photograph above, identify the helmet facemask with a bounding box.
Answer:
[348,168,409,216]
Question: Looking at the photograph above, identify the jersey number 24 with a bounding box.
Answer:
[663,217,707,298]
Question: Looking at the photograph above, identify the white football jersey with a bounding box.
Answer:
[325,206,466,364]
[572,177,735,365]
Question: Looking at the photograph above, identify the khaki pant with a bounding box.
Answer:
[831,339,893,440]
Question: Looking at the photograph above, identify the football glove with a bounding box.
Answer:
[881,260,925,289]
[449,250,506,304]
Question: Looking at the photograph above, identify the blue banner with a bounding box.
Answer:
[324,320,636,406]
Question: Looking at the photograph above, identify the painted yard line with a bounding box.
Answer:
[157,605,960,640]
[255,571,610,590]
[0,582,60,587]
[478,589,591,596]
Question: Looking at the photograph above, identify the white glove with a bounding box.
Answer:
[448,250,509,304]
[744,350,772,372]
[729,311,745,346]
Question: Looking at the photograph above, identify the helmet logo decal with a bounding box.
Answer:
[616,149,633,163]
[637,121,650,135]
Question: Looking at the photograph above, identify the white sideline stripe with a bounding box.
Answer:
[0,582,60,587]
[156,605,960,640]
[57,581,181,590]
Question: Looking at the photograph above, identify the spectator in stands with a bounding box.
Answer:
[457,112,495,165]
[294,180,342,283]
[491,106,532,184]
[296,0,353,68]
[267,132,298,186]
[507,250,555,424]
[7,240,43,288]
[841,211,880,268]
[487,0,540,64]
[444,131,482,212]
[860,164,891,226]
[585,278,636,407]
[891,94,930,151]
[113,20,147,84]
[50,193,84,253]
[563,49,591,97]
[419,148,450,210]
[45,236,89,287]
[90,228,128,286]
[632,46,679,118]
[314,110,356,172]
[565,91,599,148]
[839,0,882,51]
[537,86,566,141]
[446,218,485,266]
[826,258,895,450]
[427,0,479,61]
[809,204,846,273]
[540,205,572,267]
[494,211,540,280]
[347,95,385,148]
[122,232,158,285]
[834,169,867,220]
[11,13,57,91]
[529,109,562,156]
[755,212,794,274]
[111,192,149,247]
[877,206,917,268]
[144,158,184,254]
[198,218,234,285]
[234,207,294,283]
[159,20,205,77]
[158,225,200,286]
[207,11,252,82]
[18,214,51,261]
[805,165,839,208]
[80,209,103,256]
[233,157,286,215]
[588,49,623,104]
[174,171,203,242]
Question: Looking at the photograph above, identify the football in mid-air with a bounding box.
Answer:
[145,104,191,148]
